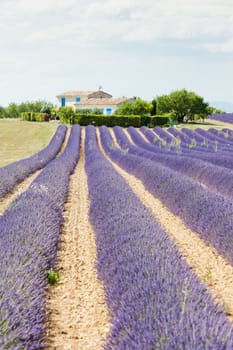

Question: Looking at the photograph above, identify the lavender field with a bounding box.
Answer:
[1,121,233,349]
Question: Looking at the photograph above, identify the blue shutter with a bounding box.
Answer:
[76,97,81,102]
[61,97,66,107]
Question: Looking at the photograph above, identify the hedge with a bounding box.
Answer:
[71,114,142,127]
[21,112,50,122]
[61,113,176,127]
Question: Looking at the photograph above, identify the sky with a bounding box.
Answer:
[1,0,233,110]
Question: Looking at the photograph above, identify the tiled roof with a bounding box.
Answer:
[88,91,112,99]
[56,91,95,98]
[74,97,130,106]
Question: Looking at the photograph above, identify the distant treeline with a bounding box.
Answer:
[0,101,54,119]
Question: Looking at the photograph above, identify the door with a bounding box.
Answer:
[106,108,112,115]
[61,97,66,107]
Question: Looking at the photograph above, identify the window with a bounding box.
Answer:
[61,97,66,107]
[106,108,112,115]
[76,97,81,103]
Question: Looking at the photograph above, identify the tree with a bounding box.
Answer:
[18,100,53,113]
[155,89,210,122]
[151,99,157,115]
[40,102,53,115]
[209,107,225,114]
[0,100,55,119]
[187,91,209,121]
[154,95,172,115]
[115,98,153,116]
[169,89,190,122]
[0,106,6,118]
[4,103,20,118]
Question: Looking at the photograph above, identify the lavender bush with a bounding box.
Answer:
[130,126,233,167]
[153,126,175,143]
[208,113,233,123]
[195,128,233,146]
[100,125,233,267]
[139,126,211,152]
[181,127,211,145]
[178,128,233,153]
[0,125,81,349]
[85,125,233,349]
[0,124,67,198]
[140,126,233,170]
[208,128,233,145]
[153,126,233,153]
[167,127,215,152]
[222,128,233,137]
[113,126,233,200]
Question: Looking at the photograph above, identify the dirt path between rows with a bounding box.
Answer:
[45,129,110,350]
[0,171,42,215]
[97,128,233,321]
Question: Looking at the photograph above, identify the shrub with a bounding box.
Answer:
[145,113,177,127]
[21,112,50,122]
[76,108,103,115]
[56,107,75,124]
[47,269,60,285]
[72,114,142,127]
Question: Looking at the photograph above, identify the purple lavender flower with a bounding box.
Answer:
[85,125,233,349]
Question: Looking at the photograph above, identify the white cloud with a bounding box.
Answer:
[85,0,140,18]
[0,0,76,16]
[1,0,233,52]
[119,0,233,42]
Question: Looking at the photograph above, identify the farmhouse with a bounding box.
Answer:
[56,89,135,115]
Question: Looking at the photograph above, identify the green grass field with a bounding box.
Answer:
[0,119,58,167]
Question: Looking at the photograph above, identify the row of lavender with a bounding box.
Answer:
[144,126,233,156]
[0,124,67,198]
[99,126,233,269]
[167,125,233,147]
[140,126,233,194]
[140,126,233,170]
[85,125,233,349]
[208,114,233,123]
[0,125,81,349]
[154,126,233,165]
[117,126,233,199]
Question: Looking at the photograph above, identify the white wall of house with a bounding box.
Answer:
[57,97,119,115]
[57,96,87,108]
[76,104,118,115]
